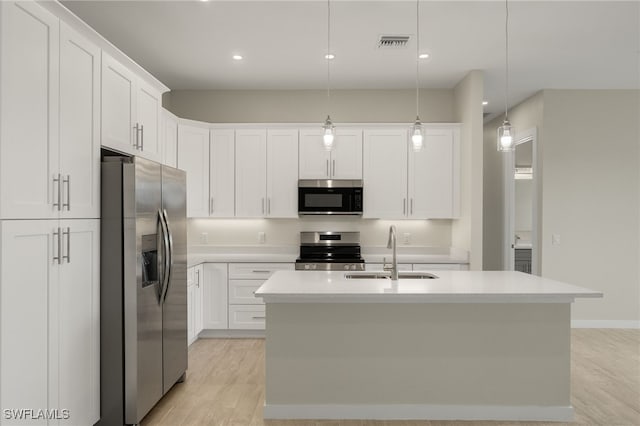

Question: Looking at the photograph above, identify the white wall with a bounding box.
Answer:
[452,70,484,270]
[164,89,455,123]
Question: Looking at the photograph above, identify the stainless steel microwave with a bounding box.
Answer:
[298,180,363,215]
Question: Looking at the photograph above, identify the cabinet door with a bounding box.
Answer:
[57,220,100,425]
[228,280,266,305]
[59,23,101,219]
[0,220,58,423]
[299,129,331,179]
[187,281,195,345]
[332,128,363,179]
[363,129,408,219]
[194,265,204,336]
[202,263,228,329]
[267,129,298,218]
[409,127,460,218]
[177,124,210,217]
[101,52,136,155]
[136,80,162,162]
[162,109,178,167]
[210,129,235,217]
[0,1,59,220]
[235,129,267,218]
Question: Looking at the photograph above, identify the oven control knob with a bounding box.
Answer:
[312,264,317,270]
[351,264,357,270]
[344,264,350,270]
[304,264,310,270]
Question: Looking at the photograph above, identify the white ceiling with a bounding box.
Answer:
[62,1,639,117]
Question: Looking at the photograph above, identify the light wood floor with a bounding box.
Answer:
[141,330,640,426]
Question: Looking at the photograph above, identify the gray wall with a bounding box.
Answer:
[163,89,455,123]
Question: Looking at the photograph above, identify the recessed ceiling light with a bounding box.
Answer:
[325,54,335,60]
[418,53,430,59]
[232,55,243,61]
[482,101,489,106]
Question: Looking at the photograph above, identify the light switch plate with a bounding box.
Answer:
[200,233,208,244]
[552,234,561,245]
[258,232,266,244]
[403,233,411,245]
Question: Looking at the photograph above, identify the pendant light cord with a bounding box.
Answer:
[327,0,331,117]
[415,0,420,119]
[504,0,509,121]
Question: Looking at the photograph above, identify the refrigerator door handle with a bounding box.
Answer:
[161,209,174,303]
[158,209,171,303]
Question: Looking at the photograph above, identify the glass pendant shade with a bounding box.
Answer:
[411,117,424,152]
[322,115,335,151]
[497,119,514,152]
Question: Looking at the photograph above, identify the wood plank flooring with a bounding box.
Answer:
[141,330,640,426]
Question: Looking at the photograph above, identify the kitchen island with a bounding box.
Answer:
[255,270,602,422]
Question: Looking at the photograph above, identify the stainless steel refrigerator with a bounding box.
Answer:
[99,154,187,425]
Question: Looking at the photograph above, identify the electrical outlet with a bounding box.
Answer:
[552,234,561,245]
[258,232,266,244]
[200,233,208,244]
[403,232,411,245]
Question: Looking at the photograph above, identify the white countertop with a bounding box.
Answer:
[187,245,469,267]
[254,270,603,304]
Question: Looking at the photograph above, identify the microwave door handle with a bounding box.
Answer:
[161,209,173,302]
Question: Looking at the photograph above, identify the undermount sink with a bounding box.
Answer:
[345,271,439,280]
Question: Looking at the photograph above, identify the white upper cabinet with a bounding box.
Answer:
[235,129,268,218]
[210,129,236,217]
[101,52,163,162]
[266,129,299,218]
[0,3,99,220]
[363,129,408,219]
[177,123,210,217]
[162,109,178,168]
[364,125,460,219]
[0,1,60,220]
[299,128,362,179]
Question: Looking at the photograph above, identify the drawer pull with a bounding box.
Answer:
[251,316,266,320]
[251,270,271,273]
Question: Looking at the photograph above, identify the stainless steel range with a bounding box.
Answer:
[295,231,365,271]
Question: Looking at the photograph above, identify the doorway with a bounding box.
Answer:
[503,128,538,275]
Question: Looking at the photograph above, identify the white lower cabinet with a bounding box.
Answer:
[228,305,266,330]
[202,263,228,330]
[0,219,99,425]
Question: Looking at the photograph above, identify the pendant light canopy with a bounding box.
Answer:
[411,0,423,152]
[497,0,515,152]
[323,0,335,151]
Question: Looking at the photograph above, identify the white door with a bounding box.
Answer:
[408,127,458,219]
[267,129,298,218]
[363,129,408,219]
[59,23,101,219]
[299,129,331,179]
[332,128,363,179]
[162,109,178,167]
[202,263,228,329]
[210,129,235,217]
[101,52,136,155]
[235,129,267,218]
[194,265,204,336]
[136,81,162,162]
[0,220,59,423]
[178,124,210,217]
[0,1,59,220]
[57,220,100,425]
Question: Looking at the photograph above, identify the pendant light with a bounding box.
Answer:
[322,0,335,151]
[411,0,423,152]
[497,0,515,152]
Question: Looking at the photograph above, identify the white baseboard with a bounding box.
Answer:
[571,320,640,329]
[263,404,574,422]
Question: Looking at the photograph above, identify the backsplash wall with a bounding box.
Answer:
[188,218,452,248]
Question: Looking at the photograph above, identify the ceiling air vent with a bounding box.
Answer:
[377,35,410,49]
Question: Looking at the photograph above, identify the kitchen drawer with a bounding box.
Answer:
[365,263,412,272]
[228,279,265,305]
[228,305,266,330]
[412,263,469,271]
[228,263,294,280]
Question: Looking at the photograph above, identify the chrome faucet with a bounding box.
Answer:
[385,225,398,281]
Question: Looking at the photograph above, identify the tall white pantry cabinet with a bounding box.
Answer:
[0,2,99,425]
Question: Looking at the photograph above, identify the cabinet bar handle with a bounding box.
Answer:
[410,198,413,215]
[252,316,266,320]
[210,197,214,214]
[53,174,61,210]
[267,198,271,215]
[53,228,61,264]
[332,159,336,177]
[63,227,70,263]
[63,175,71,211]
[195,269,200,288]
[140,124,144,151]
[326,159,329,177]
[403,198,406,215]
[251,270,271,273]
